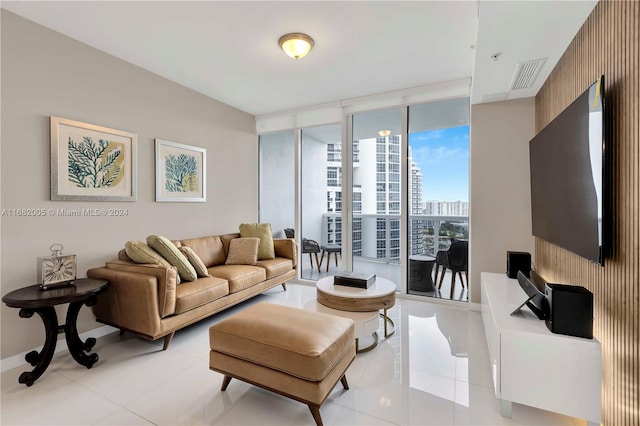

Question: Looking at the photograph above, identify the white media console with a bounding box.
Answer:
[481,272,601,425]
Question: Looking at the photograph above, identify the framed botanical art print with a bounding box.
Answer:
[51,116,137,201]
[155,139,206,202]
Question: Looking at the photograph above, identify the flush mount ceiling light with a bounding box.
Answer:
[279,33,314,59]
[378,130,391,137]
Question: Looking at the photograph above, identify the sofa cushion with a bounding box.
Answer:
[125,241,172,267]
[256,257,294,280]
[208,265,266,294]
[118,249,132,261]
[147,234,197,282]
[225,237,260,265]
[179,246,209,277]
[180,236,226,267]
[174,275,229,315]
[239,223,275,260]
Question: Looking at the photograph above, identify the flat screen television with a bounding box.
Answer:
[529,75,607,265]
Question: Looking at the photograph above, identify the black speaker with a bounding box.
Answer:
[507,251,531,278]
[545,283,593,339]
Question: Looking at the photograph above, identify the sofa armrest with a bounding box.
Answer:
[273,238,298,268]
[86,267,162,338]
[88,261,178,319]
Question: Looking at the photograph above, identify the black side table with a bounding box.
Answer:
[2,278,109,386]
[409,255,436,292]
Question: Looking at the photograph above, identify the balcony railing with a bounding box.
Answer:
[321,213,469,261]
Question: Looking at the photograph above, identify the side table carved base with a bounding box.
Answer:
[17,297,100,386]
[18,307,58,387]
[2,279,109,386]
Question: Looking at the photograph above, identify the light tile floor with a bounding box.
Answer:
[1,283,585,425]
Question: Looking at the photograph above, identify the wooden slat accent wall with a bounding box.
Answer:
[535,1,639,424]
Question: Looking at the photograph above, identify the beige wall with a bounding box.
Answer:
[469,98,535,303]
[1,11,258,358]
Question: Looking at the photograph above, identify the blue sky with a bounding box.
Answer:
[409,125,469,202]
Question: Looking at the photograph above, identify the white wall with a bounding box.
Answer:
[259,131,295,238]
[1,11,257,358]
[469,98,535,303]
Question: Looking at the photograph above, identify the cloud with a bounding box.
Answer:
[407,126,470,201]
[412,129,446,142]
[409,126,469,166]
[411,145,468,164]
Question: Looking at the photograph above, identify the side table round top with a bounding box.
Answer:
[317,275,396,298]
[316,275,396,312]
[409,255,436,262]
[2,278,109,309]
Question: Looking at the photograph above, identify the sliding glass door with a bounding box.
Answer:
[300,124,342,279]
[258,98,470,302]
[350,108,403,288]
[407,98,470,301]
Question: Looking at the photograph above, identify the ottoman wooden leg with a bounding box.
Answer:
[221,375,232,391]
[308,404,323,426]
[307,374,349,425]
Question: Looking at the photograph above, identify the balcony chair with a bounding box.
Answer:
[284,228,321,272]
[434,239,469,299]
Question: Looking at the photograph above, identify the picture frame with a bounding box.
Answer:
[51,116,137,201]
[155,139,206,202]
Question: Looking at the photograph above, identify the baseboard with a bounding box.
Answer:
[468,301,482,311]
[0,324,118,373]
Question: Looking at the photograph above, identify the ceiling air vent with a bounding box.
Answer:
[510,58,547,90]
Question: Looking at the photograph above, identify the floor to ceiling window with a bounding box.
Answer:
[350,108,403,288]
[300,124,342,280]
[257,88,470,302]
[407,98,470,301]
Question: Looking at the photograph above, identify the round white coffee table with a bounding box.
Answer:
[303,299,379,353]
[315,276,396,352]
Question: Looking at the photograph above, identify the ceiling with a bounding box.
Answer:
[2,1,598,117]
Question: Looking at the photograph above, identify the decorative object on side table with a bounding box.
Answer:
[2,278,110,386]
[37,243,76,290]
[155,139,206,202]
[333,272,376,289]
[50,116,137,201]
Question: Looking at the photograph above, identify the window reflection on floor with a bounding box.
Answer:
[408,314,469,406]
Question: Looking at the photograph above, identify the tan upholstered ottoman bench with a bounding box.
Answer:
[209,302,355,426]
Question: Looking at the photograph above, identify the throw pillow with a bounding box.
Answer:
[225,237,260,265]
[179,246,209,277]
[238,223,275,260]
[125,241,171,267]
[147,234,198,282]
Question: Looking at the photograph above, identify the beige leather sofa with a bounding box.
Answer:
[87,233,297,349]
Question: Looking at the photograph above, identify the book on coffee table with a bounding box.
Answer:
[333,272,376,289]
